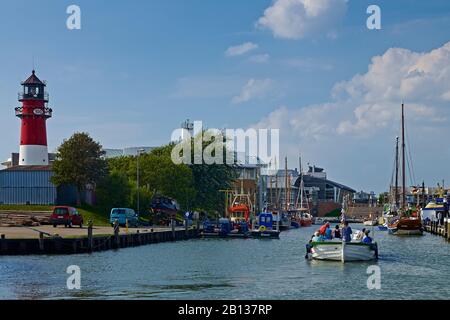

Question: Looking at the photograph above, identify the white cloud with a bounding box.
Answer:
[257,0,348,39]
[225,42,259,57]
[248,54,270,64]
[232,78,273,104]
[333,42,450,134]
[251,42,450,192]
[252,42,450,156]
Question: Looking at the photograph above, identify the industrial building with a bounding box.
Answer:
[293,166,356,217]
[0,166,56,205]
[103,147,155,159]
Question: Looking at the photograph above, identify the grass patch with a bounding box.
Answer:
[76,205,110,227]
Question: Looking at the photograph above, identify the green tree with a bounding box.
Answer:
[188,132,238,214]
[96,170,132,209]
[107,146,196,212]
[378,192,390,205]
[139,151,196,211]
[52,132,107,205]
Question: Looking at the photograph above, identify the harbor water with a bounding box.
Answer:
[1,225,449,300]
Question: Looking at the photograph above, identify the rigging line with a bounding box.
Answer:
[389,143,396,190]
[388,154,396,204]
[406,149,414,187]
[405,120,417,186]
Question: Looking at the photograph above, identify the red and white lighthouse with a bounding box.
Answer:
[15,70,53,166]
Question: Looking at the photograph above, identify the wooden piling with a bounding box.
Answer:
[39,232,44,251]
[171,219,176,241]
[0,234,6,253]
[88,221,93,252]
[114,220,120,249]
[447,220,450,241]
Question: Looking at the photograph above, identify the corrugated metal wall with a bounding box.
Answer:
[0,170,57,205]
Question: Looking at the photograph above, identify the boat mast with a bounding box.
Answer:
[275,157,279,210]
[300,156,304,210]
[395,136,399,209]
[269,176,273,211]
[285,157,288,211]
[422,181,426,208]
[402,103,406,211]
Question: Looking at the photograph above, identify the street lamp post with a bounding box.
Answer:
[137,148,145,215]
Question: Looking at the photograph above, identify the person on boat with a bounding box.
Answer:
[312,231,324,242]
[333,225,342,239]
[362,230,373,244]
[355,228,366,242]
[342,221,353,243]
[305,237,314,259]
[325,225,333,240]
[319,223,331,236]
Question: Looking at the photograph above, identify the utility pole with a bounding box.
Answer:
[136,148,145,215]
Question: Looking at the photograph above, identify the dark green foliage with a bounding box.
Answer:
[51,132,107,205]
[96,170,132,209]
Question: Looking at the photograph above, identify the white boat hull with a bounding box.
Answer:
[311,242,378,262]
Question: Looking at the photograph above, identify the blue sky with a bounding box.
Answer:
[1,0,450,193]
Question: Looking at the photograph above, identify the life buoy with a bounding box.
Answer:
[259,226,267,232]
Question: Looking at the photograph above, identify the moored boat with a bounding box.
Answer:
[300,214,313,227]
[251,212,280,239]
[388,215,423,235]
[363,219,378,226]
[202,218,250,238]
[272,211,291,231]
[387,103,423,236]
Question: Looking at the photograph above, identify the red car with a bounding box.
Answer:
[51,206,84,228]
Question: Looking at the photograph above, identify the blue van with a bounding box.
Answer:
[110,208,139,227]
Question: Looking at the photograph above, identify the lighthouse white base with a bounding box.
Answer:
[19,145,49,166]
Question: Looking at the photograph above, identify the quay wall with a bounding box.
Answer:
[0,227,200,256]
[424,218,450,241]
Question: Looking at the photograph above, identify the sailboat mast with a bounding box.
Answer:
[395,136,399,208]
[285,157,288,211]
[300,156,304,210]
[402,103,406,210]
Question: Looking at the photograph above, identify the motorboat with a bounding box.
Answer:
[307,230,378,262]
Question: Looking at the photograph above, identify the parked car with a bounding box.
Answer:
[110,208,139,227]
[51,206,83,228]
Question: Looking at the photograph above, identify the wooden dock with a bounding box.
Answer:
[424,218,450,241]
[0,224,200,256]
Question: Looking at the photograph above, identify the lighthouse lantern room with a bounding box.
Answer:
[15,70,53,166]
